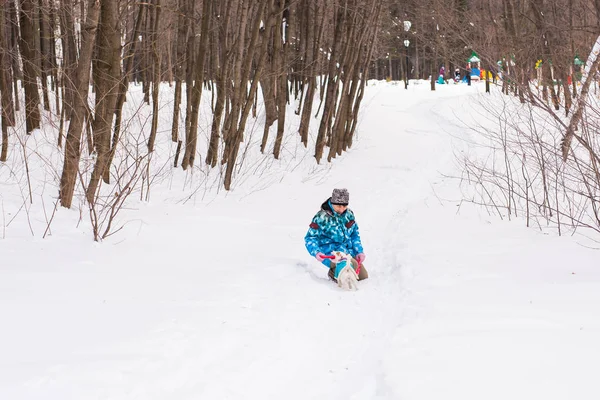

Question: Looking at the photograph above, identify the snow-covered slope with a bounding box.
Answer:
[1,81,599,400]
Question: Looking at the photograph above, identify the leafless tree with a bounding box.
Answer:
[59,0,100,208]
[0,3,15,162]
[18,0,41,133]
[181,0,211,170]
[86,0,122,203]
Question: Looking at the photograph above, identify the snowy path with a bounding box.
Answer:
[2,83,600,400]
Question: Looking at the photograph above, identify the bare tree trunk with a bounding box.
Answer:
[259,70,277,153]
[8,1,20,112]
[48,1,59,112]
[165,29,173,85]
[183,0,195,161]
[108,2,146,174]
[569,0,577,99]
[147,0,162,153]
[37,0,51,111]
[562,71,572,116]
[415,39,419,79]
[170,0,191,143]
[181,0,211,170]
[561,51,600,160]
[221,0,251,166]
[0,4,14,162]
[59,0,100,209]
[86,0,122,203]
[173,0,195,166]
[18,0,41,133]
[0,4,15,126]
[59,0,77,124]
[298,0,323,147]
[327,5,353,161]
[205,0,231,167]
[272,0,288,160]
[142,8,151,104]
[314,5,345,163]
[258,0,283,154]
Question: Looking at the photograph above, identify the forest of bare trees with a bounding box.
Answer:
[1,0,383,209]
[1,0,600,238]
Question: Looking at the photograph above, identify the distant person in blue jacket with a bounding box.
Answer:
[304,188,368,282]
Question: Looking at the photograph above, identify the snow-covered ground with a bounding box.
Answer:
[1,80,599,400]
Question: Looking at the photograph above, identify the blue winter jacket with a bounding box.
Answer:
[304,199,364,267]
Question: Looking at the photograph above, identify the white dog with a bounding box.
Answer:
[331,251,359,291]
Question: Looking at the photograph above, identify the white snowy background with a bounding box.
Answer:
[1,79,599,400]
